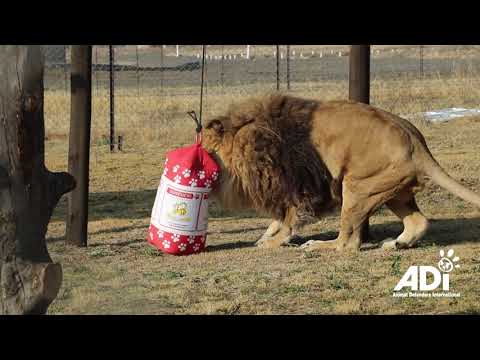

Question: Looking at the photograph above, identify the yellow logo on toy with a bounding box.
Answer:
[167,201,192,223]
[173,202,188,216]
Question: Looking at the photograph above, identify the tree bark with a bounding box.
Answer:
[0,45,76,314]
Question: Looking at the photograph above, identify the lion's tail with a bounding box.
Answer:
[419,149,480,208]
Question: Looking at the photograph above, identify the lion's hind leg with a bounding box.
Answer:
[301,170,415,252]
[381,195,429,250]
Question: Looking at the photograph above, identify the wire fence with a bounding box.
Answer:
[42,45,480,147]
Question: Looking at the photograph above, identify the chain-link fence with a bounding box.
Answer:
[42,45,480,148]
[370,45,480,120]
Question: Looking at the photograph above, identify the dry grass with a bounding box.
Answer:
[43,72,480,315]
[113,45,480,59]
[44,74,480,147]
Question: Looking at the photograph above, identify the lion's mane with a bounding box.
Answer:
[208,94,337,223]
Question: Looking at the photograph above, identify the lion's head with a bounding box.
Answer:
[202,116,231,157]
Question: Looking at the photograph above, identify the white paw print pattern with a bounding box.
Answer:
[189,178,198,187]
[182,169,191,178]
[174,175,182,184]
[178,243,187,252]
[162,239,171,249]
[188,235,195,244]
[149,231,154,241]
[211,171,219,181]
[157,230,164,239]
[199,236,205,243]
[163,167,168,176]
[198,170,206,179]
[172,234,181,243]
[193,243,201,252]
[172,165,180,173]
[204,179,212,188]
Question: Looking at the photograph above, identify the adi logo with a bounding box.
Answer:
[393,249,461,298]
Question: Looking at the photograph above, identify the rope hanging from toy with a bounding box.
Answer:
[188,45,206,142]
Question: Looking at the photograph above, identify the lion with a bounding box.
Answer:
[201,93,480,252]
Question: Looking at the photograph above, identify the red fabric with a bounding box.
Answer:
[148,224,207,256]
[147,143,220,256]
[162,143,220,188]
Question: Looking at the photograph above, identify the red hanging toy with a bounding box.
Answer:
[147,116,220,256]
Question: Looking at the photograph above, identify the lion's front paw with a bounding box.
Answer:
[300,239,344,252]
[300,240,322,252]
[256,238,282,249]
[255,231,276,247]
[380,238,400,250]
[255,235,268,247]
[256,235,298,249]
[381,238,416,250]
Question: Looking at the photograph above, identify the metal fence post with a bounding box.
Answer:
[94,46,99,93]
[286,45,291,90]
[221,45,225,94]
[160,45,165,122]
[64,45,68,94]
[276,45,280,91]
[420,45,424,78]
[109,45,115,152]
[136,45,140,97]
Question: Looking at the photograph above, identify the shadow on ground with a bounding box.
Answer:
[207,217,480,252]
[52,189,258,222]
[206,241,257,252]
[52,189,157,222]
[46,223,148,244]
[50,187,480,252]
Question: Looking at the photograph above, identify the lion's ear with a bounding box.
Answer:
[205,118,225,135]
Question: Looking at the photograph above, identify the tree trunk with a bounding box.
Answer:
[0,45,76,314]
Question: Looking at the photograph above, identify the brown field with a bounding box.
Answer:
[43,47,480,314]
[95,45,480,60]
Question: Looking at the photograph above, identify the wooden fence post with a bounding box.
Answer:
[66,45,92,247]
[349,44,371,240]
[349,45,370,104]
